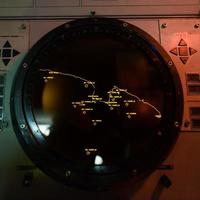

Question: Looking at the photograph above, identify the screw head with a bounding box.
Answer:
[20,24,26,30]
[161,23,167,29]
[168,61,173,66]
[174,121,179,128]
[20,124,26,129]
[194,23,200,29]
[23,63,28,68]
[123,23,128,27]
[90,11,96,16]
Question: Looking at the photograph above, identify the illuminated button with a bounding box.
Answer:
[180,57,189,64]
[169,47,178,56]
[13,49,20,57]
[3,49,11,57]
[0,41,20,66]
[178,47,188,56]
[178,39,187,46]
[189,47,197,56]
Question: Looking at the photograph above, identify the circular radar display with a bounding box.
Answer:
[11,18,183,189]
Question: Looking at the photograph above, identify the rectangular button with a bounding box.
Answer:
[178,47,188,56]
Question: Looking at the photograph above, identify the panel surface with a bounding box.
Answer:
[0,1,199,17]
[82,0,199,6]
[160,19,200,131]
[0,21,29,70]
[0,0,33,8]
[36,0,80,7]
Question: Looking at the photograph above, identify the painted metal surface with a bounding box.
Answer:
[0,1,199,17]
[0,21,29,70]
[160,19,200,131]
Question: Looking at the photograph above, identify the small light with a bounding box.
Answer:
[94,155,103,165]
[84,83,88,88]
[155,114,162,119]
[38,124,51,136]
[82,111,86,115]
[125,102,129,107]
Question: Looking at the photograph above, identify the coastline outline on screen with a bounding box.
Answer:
[40,68,162,126]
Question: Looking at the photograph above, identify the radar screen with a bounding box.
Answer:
[11,18,183,189]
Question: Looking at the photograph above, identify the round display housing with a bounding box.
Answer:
[11,18,183,189]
